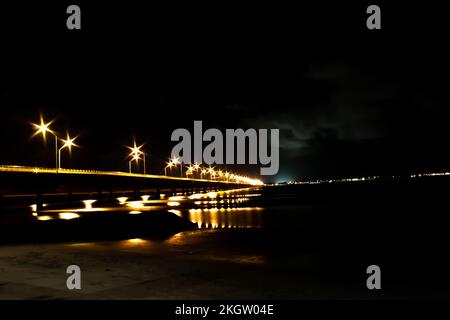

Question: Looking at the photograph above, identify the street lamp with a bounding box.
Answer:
[128,141,146,174]
[129,154,141,173]
[58,133,78,169]
[185,165,194,178]
[142,152,147,174]
[207,166,215,180]
[31,115,58,171]
[170,156,182,177]
[192,162,200,178]
[165,161,174,176]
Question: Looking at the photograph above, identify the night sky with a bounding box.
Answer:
[1,2,449,182]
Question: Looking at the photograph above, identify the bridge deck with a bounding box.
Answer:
[0,165,233,184]
[0,165,259,197]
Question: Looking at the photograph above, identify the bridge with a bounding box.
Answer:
[0,165,261,211]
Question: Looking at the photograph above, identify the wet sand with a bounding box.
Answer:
[1,228,449,300]
[0,230,376,299]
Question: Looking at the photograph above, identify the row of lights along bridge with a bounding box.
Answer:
[31,115,263,185]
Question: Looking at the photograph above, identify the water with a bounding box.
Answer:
[1,181,450,299]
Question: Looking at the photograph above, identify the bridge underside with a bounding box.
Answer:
[0,169,253,212]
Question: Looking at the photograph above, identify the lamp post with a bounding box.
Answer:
[185,165,194,178]
[208,166,215,180]
[31,115,59,171]
[192,162,200,179]
[165,161,174,176]
[129,154,141,173]
[186,165,194,178]
[58,134,78,169]
[170,156,181,177]
[143,152,146,175]
[128,141,147,174]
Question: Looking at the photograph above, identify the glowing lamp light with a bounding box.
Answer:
[31,115,55,140]
[59,212,80,220]
[82,199,96,210]
[117,197,128,204]
[127,238,145,244]
[127,201,144,208]
[37,215,53,221]
[128,141,143,157]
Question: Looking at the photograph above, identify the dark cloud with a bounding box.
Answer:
[232,53,450,180]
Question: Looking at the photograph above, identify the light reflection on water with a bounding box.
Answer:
[122,238,150,247]
[186,207,263,229]
[64,234,267,266]
[34,188,264,229]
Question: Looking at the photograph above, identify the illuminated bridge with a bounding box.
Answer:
[0,165,260,211]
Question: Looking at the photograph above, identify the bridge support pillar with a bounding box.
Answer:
[67,191,73,207]
[97,190,102,203]
[36,193,43,212]
[133,188,140,200]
